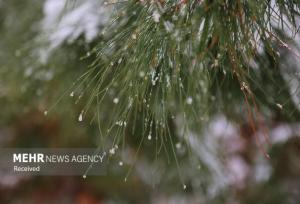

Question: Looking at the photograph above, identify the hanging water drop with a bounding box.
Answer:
[44,110,48,116]
[78,112,83,122]
[70,91,74,97]
[118,58,122,64]
[186,97,193,105]
[148,134,152,140]
[113,98,119,104]
[109,148,115,155]
[119,161,123,166]
[131,33,137,40]
[276,103,283,110]
[139,71,145,78]
[176,142,182,149]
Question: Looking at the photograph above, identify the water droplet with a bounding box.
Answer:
[176,142,182,149]
[131,33,137,40]
[211,59,219,68]
[43,110,48,116]
[276,103,283,110]
[139,71,145,78]
[148,135,152,140]
[109,148,115,155]
[113,98,119,104]
[186,97,193,105]
[118,58,122,64]
[70,91,74,97]
[78,112,83,122]
[116,121,124,126]
[119,161,123,166]
[241,82,249,91]
[183,184,187,190]
[83,175,86,179]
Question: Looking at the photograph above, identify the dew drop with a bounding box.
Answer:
[148,135,152,140]
[139,71,145,78]
[83,175,86,179]
[276,103,283,110]
[78,112,83,122]
[109,148,115,155]
[176,142,182,149]
[118,58,122,64]
[183,184,187,190]
[70,91,74,97]
[131,33,137,40]
[113,98,119,104]
[116,121,123,126]
[44,110,48,116]
[186,97,193,105]
[119,161,123,166]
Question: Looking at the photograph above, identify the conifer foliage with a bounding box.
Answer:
[76,0,300,151]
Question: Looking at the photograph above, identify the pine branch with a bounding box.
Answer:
[74,0,300,154]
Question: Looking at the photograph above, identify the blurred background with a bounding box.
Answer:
[0,0,300,203]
